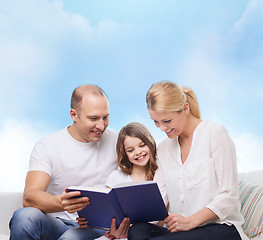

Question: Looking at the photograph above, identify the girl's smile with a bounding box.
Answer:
[124,136,150,167]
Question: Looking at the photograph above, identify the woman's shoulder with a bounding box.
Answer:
[200,120,231,143]
[158,136,177,149]
[200,120,227,133]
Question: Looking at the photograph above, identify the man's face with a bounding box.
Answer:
[71,94,110,143]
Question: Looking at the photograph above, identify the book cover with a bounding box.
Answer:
[67,181,168,229]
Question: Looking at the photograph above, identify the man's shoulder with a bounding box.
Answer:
[37,128,66,145]
[101,128,118,141]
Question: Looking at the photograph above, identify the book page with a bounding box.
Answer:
[114,180,156,188]
[67,186,111,194]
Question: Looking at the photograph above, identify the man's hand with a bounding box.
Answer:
[104,217,130,239]
[61,189,89,214]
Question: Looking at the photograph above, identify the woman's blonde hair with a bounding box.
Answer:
[146,81,201,119]
[117,122,158,181]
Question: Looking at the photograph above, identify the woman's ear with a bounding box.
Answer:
[184,102,190,114]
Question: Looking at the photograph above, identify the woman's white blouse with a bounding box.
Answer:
[154,120,249,240]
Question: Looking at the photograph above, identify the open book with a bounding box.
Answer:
[67,181,168,229]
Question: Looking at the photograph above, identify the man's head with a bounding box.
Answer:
[69,85,110,143]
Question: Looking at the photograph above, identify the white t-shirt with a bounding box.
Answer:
[106,169,132,188]
[154,120,249,240]
[28,127,118,221]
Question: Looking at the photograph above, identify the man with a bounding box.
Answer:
[9,85,121,239]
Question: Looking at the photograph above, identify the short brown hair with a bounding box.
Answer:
[71,84,107,112]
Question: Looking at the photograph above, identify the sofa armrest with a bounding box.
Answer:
[0,192,23,236]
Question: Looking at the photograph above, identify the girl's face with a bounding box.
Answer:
[148,108,187,138]
[124,136,151,167]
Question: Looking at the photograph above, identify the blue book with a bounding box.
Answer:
[67,181,168,229]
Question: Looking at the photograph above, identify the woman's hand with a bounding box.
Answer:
[77,216,88,228]
[165,208,218,233]
[164,213,194,232]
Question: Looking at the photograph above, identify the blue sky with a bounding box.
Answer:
[1,0,263,192]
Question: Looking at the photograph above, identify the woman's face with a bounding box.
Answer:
[124,136,150,168]
[148,108,186,138]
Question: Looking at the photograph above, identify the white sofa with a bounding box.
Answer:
[1,170,262,240]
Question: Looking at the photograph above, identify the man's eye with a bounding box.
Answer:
[164,120,171,123]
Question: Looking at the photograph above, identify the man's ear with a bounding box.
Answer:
[70,109,78,122]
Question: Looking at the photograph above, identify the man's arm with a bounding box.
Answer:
[23,171,64,213]
[24,171,90,214]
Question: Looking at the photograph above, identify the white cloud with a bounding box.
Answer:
[0,119,52,192]
[232,0,263,35]
[233,133,263,172]
[0,0,135,118]
[228,0,263,63]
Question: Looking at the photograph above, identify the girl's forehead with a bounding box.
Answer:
[124,136,143,146]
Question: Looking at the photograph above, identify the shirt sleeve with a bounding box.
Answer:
[28,141,52,176]
[153,159,169,208]
[206,125,240,220]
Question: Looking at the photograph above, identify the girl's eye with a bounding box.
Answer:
[140,143,146,147]
[126,149,133,153]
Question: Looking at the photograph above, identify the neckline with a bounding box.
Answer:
[177,120,206,165]
[64,127,97,147]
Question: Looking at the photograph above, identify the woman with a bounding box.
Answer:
[128,81,248,240]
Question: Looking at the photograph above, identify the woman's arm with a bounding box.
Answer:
[165,207,218,232]
[206,125,239,220]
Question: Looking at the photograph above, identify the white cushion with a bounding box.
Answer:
[239,170,263,186]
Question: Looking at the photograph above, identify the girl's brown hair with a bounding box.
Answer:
[116,122,158,180]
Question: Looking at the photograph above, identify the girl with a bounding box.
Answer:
[128,81,249,240]
[78,122,159,239]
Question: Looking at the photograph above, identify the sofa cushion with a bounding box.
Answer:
[239,181,263,238]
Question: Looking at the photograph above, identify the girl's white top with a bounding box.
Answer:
[106,169,133,188]
[154,120,249,240]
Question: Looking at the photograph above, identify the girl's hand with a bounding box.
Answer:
[104,231,116,239]
[77,216,88,228]
[104,217,130,239]
[164,213,194,232]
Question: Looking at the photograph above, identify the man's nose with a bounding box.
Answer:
[96,119,105,131]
